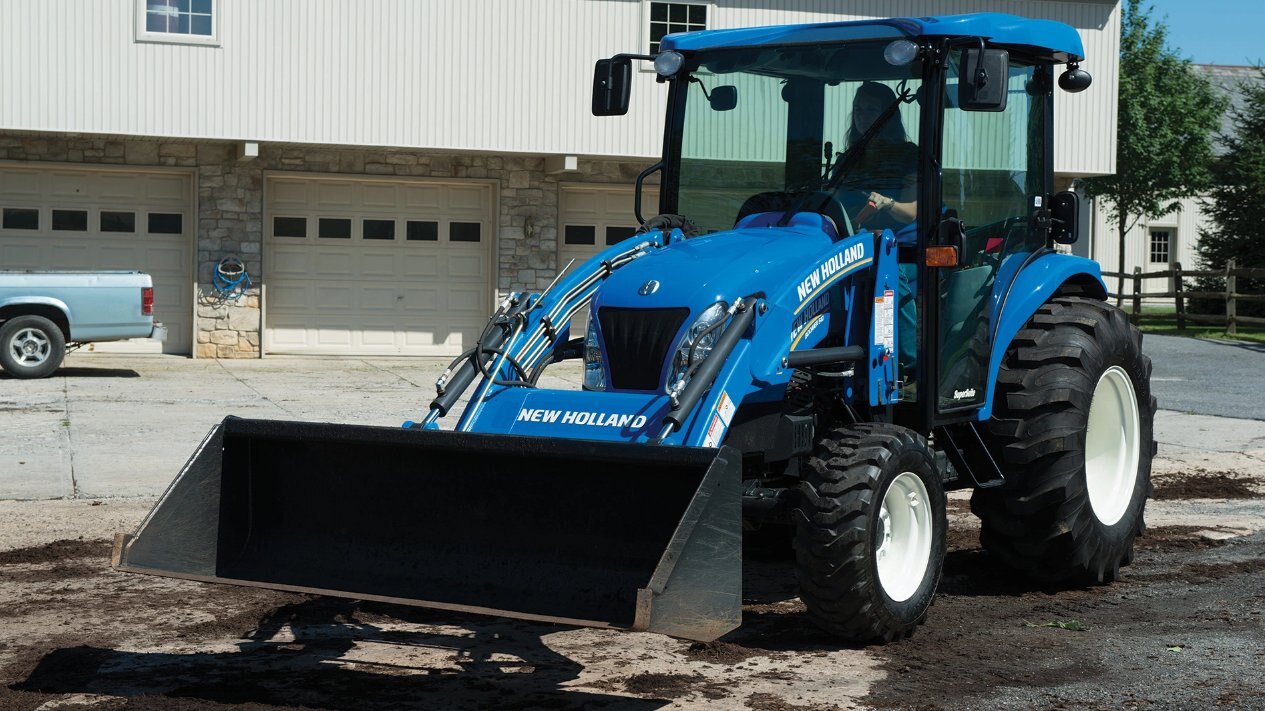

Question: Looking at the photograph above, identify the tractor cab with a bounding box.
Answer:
[596,14,1089,427]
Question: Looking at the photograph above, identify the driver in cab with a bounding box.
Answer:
[834,81,918,233]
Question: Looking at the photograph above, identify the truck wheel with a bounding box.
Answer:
[793,423,946,643]
[972,296,1155,584]
[0,315,66,379]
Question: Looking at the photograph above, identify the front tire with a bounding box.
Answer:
[0,315,66,379]
[972,297,1155,584]
[793,423,946,643]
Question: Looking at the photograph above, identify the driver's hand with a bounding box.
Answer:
[868,192,896,212]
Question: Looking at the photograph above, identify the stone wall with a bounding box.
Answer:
[0,131,651,358]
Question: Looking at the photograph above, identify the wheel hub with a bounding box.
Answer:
[1085,365,1141,526]
[11,328,50,365]
[875,472,933,603]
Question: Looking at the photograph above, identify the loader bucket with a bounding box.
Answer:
[113,417,742,641]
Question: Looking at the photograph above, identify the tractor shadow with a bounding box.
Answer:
[12,598,665,710]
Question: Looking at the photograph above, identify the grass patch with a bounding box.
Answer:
[1136,321,1265,343]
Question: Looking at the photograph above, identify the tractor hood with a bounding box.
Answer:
[593,219,837,315]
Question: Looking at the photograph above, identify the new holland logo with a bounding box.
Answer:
[517,408,648,429]
[795,243,867,303]
[639,280,660,296]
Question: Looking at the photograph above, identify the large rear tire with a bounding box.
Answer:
[793,423,946,643]
[972,296,1156,584]
[0,315,66,379]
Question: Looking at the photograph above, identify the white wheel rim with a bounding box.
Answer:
[1085,365,1141,526]
[9,328,52,367]
[875,471,933,603]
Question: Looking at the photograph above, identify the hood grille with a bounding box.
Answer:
[598,307,690,391]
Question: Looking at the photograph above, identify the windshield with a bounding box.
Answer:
[673,41,925,235]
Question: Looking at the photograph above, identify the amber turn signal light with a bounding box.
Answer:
[925,246,959,268]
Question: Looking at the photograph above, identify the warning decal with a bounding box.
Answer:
[874,289,895,353]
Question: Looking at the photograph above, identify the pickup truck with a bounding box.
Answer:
[0,271,166,379]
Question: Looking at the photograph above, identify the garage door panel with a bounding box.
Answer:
[315,327,353,347]
[271,181,309,207]
[401,253,440,277]
[360,252,401,278]
[268,326,309,348]
[402,186,443,209]
[140,245,186,272]
[265,175,492,356]
[361,185,398,208]
[270,247,312,276]
[358,287,400,311]
[314,251,358,278]
[445,287,485,313]
[317,183,354,207]
[313,286,355,311]
[445,255,484,279]
[266,283,309,307]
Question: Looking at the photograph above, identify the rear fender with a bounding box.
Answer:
[978,253,1106,420]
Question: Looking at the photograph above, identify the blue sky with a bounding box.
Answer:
[1150,0,1264,66]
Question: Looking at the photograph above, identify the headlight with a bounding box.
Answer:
[670,302,728,389]
[583,317,606,391]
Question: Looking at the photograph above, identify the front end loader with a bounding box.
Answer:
[116,13,1155,644]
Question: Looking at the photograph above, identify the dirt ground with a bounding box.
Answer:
[1,467,1263,711]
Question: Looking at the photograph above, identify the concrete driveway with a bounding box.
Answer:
[1145,333,1265,420]
[0,352,578,500]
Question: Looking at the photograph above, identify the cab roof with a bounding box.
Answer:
[659,12,1085,63]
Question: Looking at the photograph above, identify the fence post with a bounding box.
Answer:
[1226,258,1237,336]
[1172,262,1186,331]
[1131,266,1142,325]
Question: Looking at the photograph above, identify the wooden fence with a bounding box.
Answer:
[1102,258,1265,334]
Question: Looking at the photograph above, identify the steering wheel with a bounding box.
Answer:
[735,190,859,238]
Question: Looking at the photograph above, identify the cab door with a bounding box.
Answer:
[935,55,1051,413]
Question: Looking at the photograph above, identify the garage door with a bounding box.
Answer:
[0,165,193,354]
[263,175,494,356]
[558,184,657,332]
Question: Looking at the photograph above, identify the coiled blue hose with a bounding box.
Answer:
[212,256,251,300]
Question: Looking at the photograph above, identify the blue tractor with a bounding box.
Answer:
[115,13,1155,644]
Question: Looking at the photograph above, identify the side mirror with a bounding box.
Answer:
[709,85,737,111]
[958,48,1009,112]
[592,57,632,116]
[1050,191,1079,244]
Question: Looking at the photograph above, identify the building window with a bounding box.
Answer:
[2,208,40,230]
[406,221,438,241]
[564,225,596,245]
[273,217,306,238]
[1149,229,1172,264]
[318,218,352,239]
[101,211,137,233]
[363,219,395,241]
[606,226,637,245]
[450,222,481,243]
[148,213,184,234]
[136,0,218,45]
[649,2,707,54]
[52,210,89,232]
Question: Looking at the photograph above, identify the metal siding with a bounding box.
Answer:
[1091,195,1210,290]
[0,1,1116,175]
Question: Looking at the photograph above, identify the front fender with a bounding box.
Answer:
[978,254,1106,420]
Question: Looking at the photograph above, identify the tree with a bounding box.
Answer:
[1080,0,1225,304]
[1195,67,1265,318]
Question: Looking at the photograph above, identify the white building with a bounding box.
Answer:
[0,0,1121,358]
[1086,64,1262,296]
